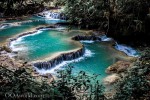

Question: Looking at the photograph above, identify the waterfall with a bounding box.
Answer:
[115,42,138,57]
[99,35,138,57]
[72,35,113,42]
[100,34,113,41]
[34,49,94,74]
[72,34,138,57]
[37,11,66,20]
[33,47,85,70]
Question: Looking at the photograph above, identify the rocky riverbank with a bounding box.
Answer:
[103,48,150,99]
[0,45,54,84]
[103,61,134,85]
[0,46,24,69]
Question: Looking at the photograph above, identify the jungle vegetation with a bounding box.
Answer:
[0,48,150,99]
[57,0,150,46]
[0,66,105,99]
[1,0,150,45]
[0,0,56,16]
[113,48,150,100]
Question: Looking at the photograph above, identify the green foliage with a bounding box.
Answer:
[0,65,105,99]
[113,48,150,100]
[55,66,105,100]
[0,0,54,16]
[0,49,150,99]
[60,0,107,28]
[58,0,150,35]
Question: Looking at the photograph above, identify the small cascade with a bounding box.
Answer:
[34,49,94,74]
[115,42,138,57]
[99,35,138,57]
[9,30,42,52]
[33,47,85,70]
[100,35,113,41]
[0,24,9,29]
[37,11,66,20]
[72,34,138,57]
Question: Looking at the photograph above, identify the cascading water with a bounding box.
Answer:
[99,34,138,57]
[34,49,94,74]
[37,11,66,20]
[33,47,85,70]
[100,34,113,41]
[72,34,139,57]
[10,30,43,52]
[115,42,138,57]
[0,24,10,29]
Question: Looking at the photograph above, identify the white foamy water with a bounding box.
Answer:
[37,10,66,20]
[56,27,66,30]
[0,24,10,29]
[115,43,138,57]
[80,40,94,43]
[100,35,113,41]
[34,49,94,74]
[99,35,138,57]
[23,30,43,37]
[0,25,7,29]
[38,27,66,31]
[37,11,60,19]
[9,26,66,52]
[10,40,26,51]
[10,30,43,51]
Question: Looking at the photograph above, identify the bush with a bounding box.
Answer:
[0,66,105,99]
[58,0,150,37]
[113,48,150,100]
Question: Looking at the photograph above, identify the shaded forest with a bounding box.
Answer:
[0,0,150,46]
[57,0,150,46]
[0,0,55,16]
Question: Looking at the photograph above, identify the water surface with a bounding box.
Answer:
[0,17,121,81]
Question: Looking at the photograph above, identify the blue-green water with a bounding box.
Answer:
[33,41,115,80]
[0,17,116,81]
[71,42,114,79]
[10,29,82,61]
[0,17,66,43]
[0,20,44,43]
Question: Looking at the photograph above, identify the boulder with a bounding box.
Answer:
[106,61,131,74]
[103,74,120,85]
